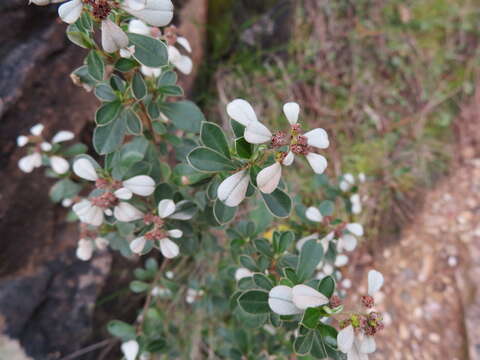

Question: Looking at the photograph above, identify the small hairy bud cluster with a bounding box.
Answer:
[329,295,342,308]
[143,214,164,226]
[361,295,375,308]
[270,131,289,147]
[362,312,384,336]
[91,0,111,20]
[144,228,168,241]
[291,135,310,155]
[91,192,118,208]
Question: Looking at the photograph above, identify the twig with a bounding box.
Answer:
[58,339,113,360]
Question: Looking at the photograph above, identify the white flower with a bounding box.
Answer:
[114,202,144,222]
[17,135,29,147]
[217,169,250,207]
[350,193,362,214]
[62,198,73,207]
[122,0,173,27]
[73,158,98,181]
[268,285,302,315]
[95,237,109,250]
[40,142,52,151]
[155,199,181,258]
[76,238,94,261]
[101,19,129,53]
[119,45,136,58]
[140,65,162,78]
[130,236,146,254]
[73,199,104,226]
[168,45,192,75]
[291,284,329,310]
[124,0,146,10]
[359,172,366,183]
[30,123,44,136]
[122,175,156,196]
[335,254,349,267]
[165,271,174,279]
[50,156,70,174]
[51,130,74,143]
[338,224,363,253]
[186,288,202,304]
[339,173,355,192]
[305,206,322,222]
[337,325,376,360]
[235,268,253,281]
[256,162,282,194]
[18,153,42,173]
[121,340,139,360]
[283,102,300,125]
[226,99,258,126]
[58,0,83,24]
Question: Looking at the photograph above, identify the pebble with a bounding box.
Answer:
[448,256,458,267]
[428,333,440,343]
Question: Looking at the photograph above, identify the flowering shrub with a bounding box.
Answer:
[20,0,386,358]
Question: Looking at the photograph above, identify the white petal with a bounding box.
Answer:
[123,0,173,27]
[282,151,294,166]
[346,223,364,237]
[350,338,370,360]
[168,229,183,238]
[234,268,253,281]
[337,325,355,353]
[217,170,249,207]
[30,0,51,5]
[268,285,302,315]
[58,0,83,24]
[359,173,366,183]
[73,158,98,181]
[76,239,94,261]
[344,173,355,184]
[17,135,28,147]
[158,199,176,218]
[50,156,70,174]
[305,206,322,222]
[18,153,41,173]
[351,194,362,214]
[305,153,327,174]
[296,233,318,252]
[176,36,192,52]
[123,175,155,196]
[159,238,179,258]
[130,236,146,254]
[101,19,129,53]
[335,254,349,267]
[30,123,44,136]
[244,121,272,144]
[140,65,161,78]
[73,200,104,226]
[51,130,74,143]
[124,0,146,11]
[368,270,384,295]
[304,128,329,149]
[323,263,334,275]
[283,102,300,125]
[291,284,329,310]
[62,198,73,207]
[95,237,109,250]
[40,142,52,151]
[114,202,144,222]
[256,162,282,194]
[339,234,357,252]
[168,46,193,75]
[359,335,376,354]
[120,46,135,58]
[128,19,151,36]
[226,99,258,126]
[339,180,351,192]
[104,208,113,216]
[121,340,139,360]
[114,187,133,200]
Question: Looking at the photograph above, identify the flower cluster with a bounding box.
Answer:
[17,123,74,174]
[339,172,366,214]
[337,270,385,359]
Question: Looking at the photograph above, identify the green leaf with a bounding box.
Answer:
[319,200,335,216]
[93,114,127,155]
[159,100,205,133]
[187,147,236,172]
[214,199,237,224]
[86,50,104,81]
[253,238,273,257]
[157,70,177,86]
[147,101,160,120]
[296,239,323,282]
[261,188,292,218]
[253,274,273,290]
[159,85,183,96]
[128,33,168,68]
[237,290,269,314]
[310,328,341,359]
[231,119,245,138]
[318,275,335,298]
[294,330,314,355]
[239,255,258,272]
[115,58,137,72]
[110,74,126,93]
[107,320,136,341]
[130,280,149,293]
[131,72,147,100]
[278,231,294,253]
[95,101,122,126]
[49,178,81,203]
[152,121,166,134]
[169,200,198,220]
[302,307,322,329]
[235,137,253,159]
[125,108,143,135]
[283,267,300,284]
[201,122,230,158]
[94,83,117,102]
[66,24,92,49]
